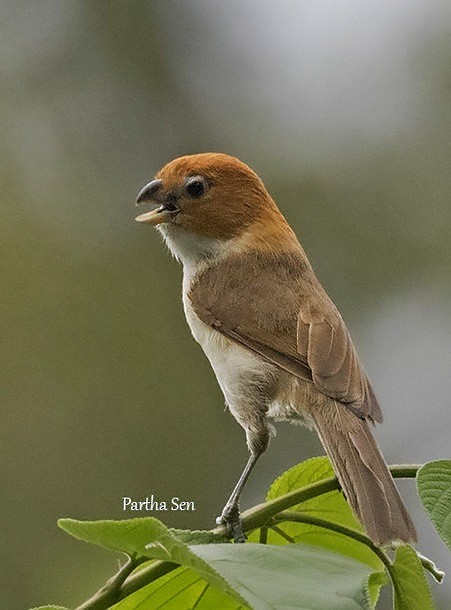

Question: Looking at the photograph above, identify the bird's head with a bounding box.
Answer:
[135,152,298,264]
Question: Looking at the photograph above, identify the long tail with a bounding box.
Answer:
[312,400,417,546]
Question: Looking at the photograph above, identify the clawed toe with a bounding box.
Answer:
[216,505,246,543]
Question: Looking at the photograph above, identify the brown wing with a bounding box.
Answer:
[296,292,382,422]
[189,252,382,423]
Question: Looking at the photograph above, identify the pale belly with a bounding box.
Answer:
[183,292,314,427]
[184,293,273,403]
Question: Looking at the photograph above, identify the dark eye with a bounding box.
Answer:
[185,176,208,198]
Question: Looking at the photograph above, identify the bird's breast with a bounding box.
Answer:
[182,282,277,407]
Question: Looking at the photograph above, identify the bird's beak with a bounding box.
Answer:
[135,207,172,225]
[135,179,172,225]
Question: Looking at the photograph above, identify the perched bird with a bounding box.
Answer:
[135,152,416,546]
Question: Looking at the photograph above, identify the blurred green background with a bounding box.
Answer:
[1,2,451,608]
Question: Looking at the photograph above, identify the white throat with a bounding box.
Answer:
[158,223,223,283]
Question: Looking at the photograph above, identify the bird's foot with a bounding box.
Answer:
[215,504,246,543]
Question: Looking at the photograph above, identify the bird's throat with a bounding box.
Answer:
[158,223,223,268]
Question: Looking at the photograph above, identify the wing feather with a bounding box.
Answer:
[188,252,382,423]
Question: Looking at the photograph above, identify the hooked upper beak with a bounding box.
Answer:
[135,179,173,225]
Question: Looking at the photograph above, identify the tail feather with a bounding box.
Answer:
[313,400,417,546]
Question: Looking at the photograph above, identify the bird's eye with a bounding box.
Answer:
[185,176,208,198]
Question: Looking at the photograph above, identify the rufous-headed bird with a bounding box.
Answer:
[135,152,416,545]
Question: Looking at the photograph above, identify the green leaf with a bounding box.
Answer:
[111,567,243,610]
[59,517,173,557]
[390,545,435,610]
[249,457,383,571]
[417,459,451,550]
[169,528,227,545]
[58,517,248,606]
[367,570,388,607]
[59,517,374,609]
[112,545,378,609]
[191,542,374,610]
[58,518,226,554]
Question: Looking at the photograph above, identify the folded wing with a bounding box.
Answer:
[189,252,382,423]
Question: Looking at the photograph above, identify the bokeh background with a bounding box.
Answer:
[2,1,451,608]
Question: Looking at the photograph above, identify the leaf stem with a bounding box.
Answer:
[272,511,392,571]
[259,526,268,544]
[75,556,146,610]
[270,525,296,544]
[118,560,179,599]
[417,553,445,583]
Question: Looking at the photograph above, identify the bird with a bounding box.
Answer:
[135,152,417,546]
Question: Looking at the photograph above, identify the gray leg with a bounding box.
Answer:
[216,452,262,542]
[216,422,270,543]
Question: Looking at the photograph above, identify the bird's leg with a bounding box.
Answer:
[216,420,270,543]
[216,451,261,543]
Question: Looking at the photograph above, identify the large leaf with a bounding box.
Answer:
[191,542,374,610]
[58,517,248,607]
[59,517,174,557]
[390,545,434,610]
[417,460,451,550]
[249,457,383,571]
[110,567,243,610]
[59,518,374,609]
